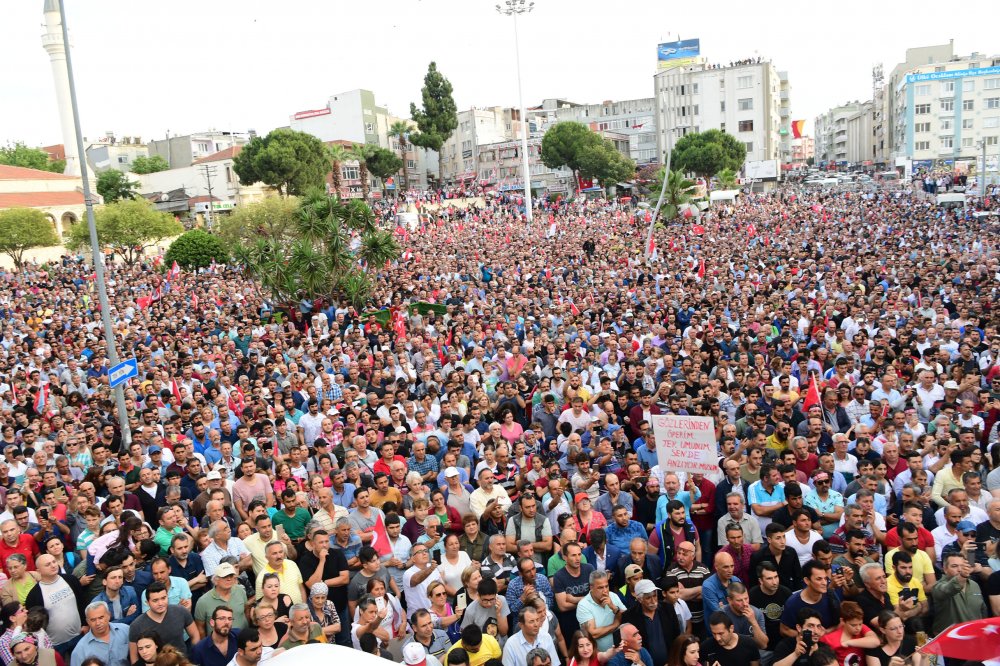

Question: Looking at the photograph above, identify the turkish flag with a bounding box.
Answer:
[369,513,393,557]
[692,224,705,235]
[697,258,705,279]
[920,617,1000,661]
[170,379,183,404]
[802,375,821,411]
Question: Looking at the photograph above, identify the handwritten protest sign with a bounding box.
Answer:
[652,414,718,474]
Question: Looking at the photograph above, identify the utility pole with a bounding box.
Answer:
[57,0,131,447]
[496,0,535,227]
[198,164,218,230]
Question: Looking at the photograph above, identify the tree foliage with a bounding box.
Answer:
[388,121,411,194]
[130,155,170,174]
[672,129,746,177]
[715,168,739,190]
[649,169,697,222]
[164,230,229,269]
[0,208,60,270]
[232,128,329,197]
[541,122,635,190]
[409,62,458,182]
[0,142,64,173]
[348,144,375,202]
[66,199,183,265]
[96,169,139,203]
[366,147,404,197]
[230,193,398,310]
[217,196,299,248]
[327,144,349,199]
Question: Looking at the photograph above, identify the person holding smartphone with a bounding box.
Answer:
[772,608,825,666]
[865,611,923,666]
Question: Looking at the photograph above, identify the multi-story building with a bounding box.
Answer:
[475,137,574,195]
[845,101,876,166]
[888,45,1000,171]
[653,60,784,168]
[439,107,511,184]
[886,42,956,163]
[532,97,658,165]
[814,102,864,166]
[778,72,793,164]
[791,136,815,164]
[148,131,247,169]
[84,133,149,173]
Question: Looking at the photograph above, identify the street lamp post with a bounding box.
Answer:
[57,0,132,447]
[496,0,534,226]
[977,139,987,199]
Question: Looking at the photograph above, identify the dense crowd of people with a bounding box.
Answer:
[0,180,997,666]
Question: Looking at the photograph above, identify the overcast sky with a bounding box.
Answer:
[2,0,996,149]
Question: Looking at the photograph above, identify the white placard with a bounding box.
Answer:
[652,414,718,474]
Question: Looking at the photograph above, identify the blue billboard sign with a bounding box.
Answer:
[657,39,700,70]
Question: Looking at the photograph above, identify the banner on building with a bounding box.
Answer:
[791,120,806,139]
[657,39,700,70]
[652,415,718,474]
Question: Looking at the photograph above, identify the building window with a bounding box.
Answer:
[738,120,754,132]
[737,75,752,89]
[962,99,974,111]
[940,119,953,131]
[915,84,931,96]
[719,101,725,113]
[914,104,931,115]
[720,123,726,132]
[738,98,753,111]
[962,137,974,147]
[195,142,210,153]
[744,141,753,152]
[940,99,954,112]
[915,141,930,150]
[342,166,360,180]
[986,136,999,145]
[963,80,974,92]
[962,118,974,129]
[407,159,415,169]
[984,117,1000,128]
[985,78,1000,89]
[226,166,234,184]
[117,156,128,163]
[941,81,955,94]
[365,123,374,133]
[914,122,931,133]
[461,140,472,151]
[941,136,953,148]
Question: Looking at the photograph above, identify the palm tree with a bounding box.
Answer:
[348,143,375,201]
[388,121,411,196]
[716,168,738,190]
[661,169,697,221]
[327,144,349,198]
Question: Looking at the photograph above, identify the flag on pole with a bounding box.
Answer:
[919,617,1000,661]
[136,295,152,310]
[169,261,180,281]
[170,379,183,405]
[802,375,822,411]
[406,302,448,317]
[697,258,705,279]
[33,384,49,413]
[369,513,393,557]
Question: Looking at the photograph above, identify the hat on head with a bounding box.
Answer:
[624,564,643,578]
[574,492,591,504]
[148,445,162,454]
[214,563,237,578]
[943,380,960,390]
[634,579,660,596]
[309,582,329,598]
[403,642,428,666]
[444,466,460,478]
[812,472,830,482]
[205,470,222,481]
[956,520,977,533]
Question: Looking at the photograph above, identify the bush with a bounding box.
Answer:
[164,230,228,269]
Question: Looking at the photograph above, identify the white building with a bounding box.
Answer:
[888,45,1000,172]
[814,102,865,166]
[654,60,785,168]
[475,137,574,196]
[85,133,148,174]
[0,165,87,239]
[439,107,511,184]
[148,131,248,169]
[533,97,658,165]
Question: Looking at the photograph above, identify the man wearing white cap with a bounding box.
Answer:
[404,640,444,666]
[621,579,680,666]
[194,563,248,637]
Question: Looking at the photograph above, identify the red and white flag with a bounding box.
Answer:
[369,513,393,557]
[697,258,705,279]
[169,261,181,281]
[802,375,822,411]
[170,379,183,404]
[920,617,1000,661]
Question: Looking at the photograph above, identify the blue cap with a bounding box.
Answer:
[956,520,977,533]
[148,445,162,454]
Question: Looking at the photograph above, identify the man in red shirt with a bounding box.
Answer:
[883,502,936,563]
[0,519,40,576]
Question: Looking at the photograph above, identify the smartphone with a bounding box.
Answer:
[433,550,441,565]
[275,525,286,539]
[802,630,814,648]
[831,564,843,575]
[456,591,468,612]
[374,595,386,612]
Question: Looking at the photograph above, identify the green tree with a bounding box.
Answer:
[0,142,64,173]
[164,229,229,269]
[365,147,404,198]
[540,122,603,188]
[231,193,398,310]
[217,196,299,248]
[715,168,738,189]
[388,121,411,194]
[96,169,139,203]
[130,155,170,174]
[409,62,458,183]
[348,144,375,201]
[327,144,349,199]
[0,208,60,270]
[647,169,697,221]
[577,139,636,192]
[672,129,746,177]
[232,128,329,197]
[66,198,183,265]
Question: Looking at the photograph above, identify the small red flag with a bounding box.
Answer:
[802,375,821,411]
[697,258,705,279]
[369,513,392,557]
[170,379,183,404]
[692,224,705,235]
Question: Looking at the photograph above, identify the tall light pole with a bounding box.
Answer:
[496,0,534,226]
[56,0,132,446]
[977,139,987,199]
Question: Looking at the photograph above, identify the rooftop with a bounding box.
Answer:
[0,165,76,181]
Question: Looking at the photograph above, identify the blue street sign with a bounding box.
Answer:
[109,358,138,389]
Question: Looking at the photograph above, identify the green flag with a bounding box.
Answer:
[360,309,392,329]
[408,301,448,316]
